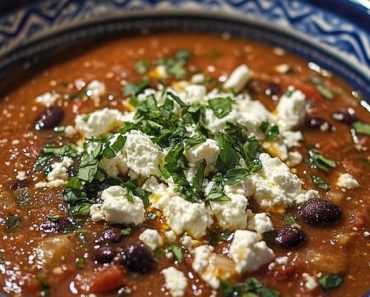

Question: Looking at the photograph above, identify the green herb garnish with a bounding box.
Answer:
[283,214,296,225]
[352,121,370,136]
[311,175,330,191]
[6,215,21,232]
[167,244,184,263]
[309,150,336,171]
[208,97,233,118]
[219,278,279,297]
[319,274,343,290]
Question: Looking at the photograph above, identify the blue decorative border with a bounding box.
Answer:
[0,0,369,93]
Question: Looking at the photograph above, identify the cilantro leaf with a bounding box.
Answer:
[224,168,250,186]
[192,160,206,193]
[352,121,370,136]
[208,97,233,118]
[167,244,184,263]
[311,175,330,191]
[319,274,343,290]
[215,133,240,174]
[124,79,149,96]
[309,150,336,171]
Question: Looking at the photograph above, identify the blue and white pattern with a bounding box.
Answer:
[0,0,369,92]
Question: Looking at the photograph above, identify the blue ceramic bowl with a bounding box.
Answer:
[0,0,369,99]
[0,1,369,296]
[0,0,369,98]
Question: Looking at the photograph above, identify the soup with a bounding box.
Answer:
[0,33,369,297]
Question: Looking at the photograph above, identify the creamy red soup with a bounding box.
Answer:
[0,33,369,297]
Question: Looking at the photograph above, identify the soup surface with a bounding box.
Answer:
[0,33,369,297]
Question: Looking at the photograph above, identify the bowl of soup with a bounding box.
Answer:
[0,1,369,297]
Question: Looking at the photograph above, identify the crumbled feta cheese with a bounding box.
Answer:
[302,273,318,290]
[184,85,207,104]
[36,92,59,107]
[336,173,359,189]
[192,245,220,289]
[165,230,177,243]
[122,130,164,179]
[35,157,73,188]
[274,64,291,74]
[75,108,123,137]
[99,151,128,177]
[86,80,106,101]
[229,230,274,273]
[185,139,219,174]
[191,73,205,84]
[210,193,248,231]
[163,196,213,239]
[142,177,178,210]
[287,151,303,167]
[276,89,306,130]
[150,65,168,80]
[64,125,77,137]
[282,130,303,148]
[16,171,26,181]
[90,186,145,225]
[139,229,163,250]
[223,65,251,92]
[275,256,288,265]
[181,235,193,250]
[248,212,274,234]
[162,267,188,297]
[250,153,319,208]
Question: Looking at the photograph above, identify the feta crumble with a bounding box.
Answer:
[75,108,123,137]
[248,212,274,234]
[35,157,73,188]
[86,80,106,101]
[185,138,219,174]
[336,173,359,189]
[163,196,213,239]
[139,229,163,250]
[162,267,188,297]
[36,92,59,107]
[229,230,274,273]
[276,89,306,130]
[90,185,145,225]
[123,130,164,179]
[223,65,251,92]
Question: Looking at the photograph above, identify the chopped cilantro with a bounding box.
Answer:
[208,97,233,118]
[319,274,343,290]
[259,121,280,141]
[224,168,250,186]
[352,121,370,136]
[283,215,296,225]
[192,160,206,193]
[167,244,184,263]
[13,187,31,207]
[121,227,132,236]
[219,278,279,297]
[124,78,149,96]
[135,60,150,74]
[75,257,85,269]
[37,273,51,297]
[6,215,21,232]
[308,77,335,100]
[157,50,191,79]
[309,150,336,171]
[215,133,240,174]
[311,175,330,191]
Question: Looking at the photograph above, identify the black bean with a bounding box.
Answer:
[265,82,281,97]
[298,198,342,226]
[121,244,154,273]
[96,228,123,243]
[274,226,306,249]
[9,179,31,191]
[305,116,332,131]
[40,217,73,233]
[246,79,263,95]
[331,109,357,126]
[35,106,64,130]
[95,246,117,264]
[362,290,370,297]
